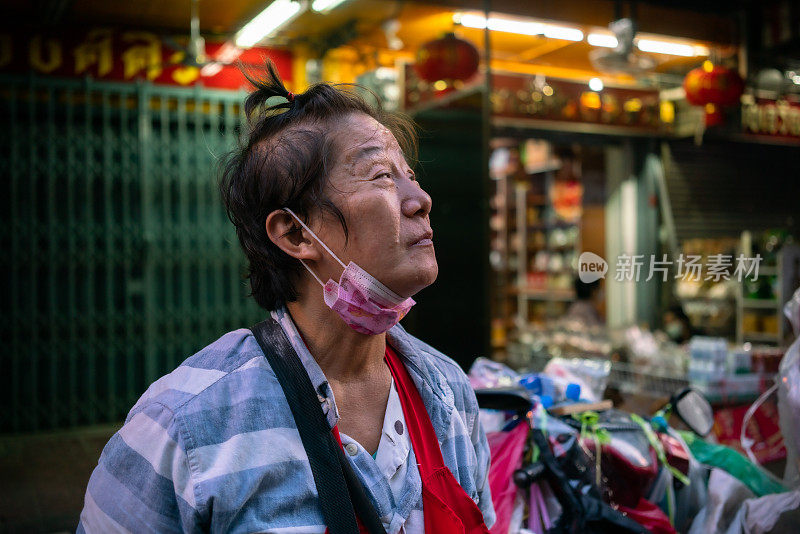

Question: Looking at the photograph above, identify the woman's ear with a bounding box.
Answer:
[265,210,321,261]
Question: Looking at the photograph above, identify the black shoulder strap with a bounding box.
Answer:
[250,318,386,534]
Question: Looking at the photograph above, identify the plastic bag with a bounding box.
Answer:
[487,421,529,534]
[620,325,687,376]
[669,428,708,533]
[644,427,708,532]
[778,287,800,488]
[689,470,800,534]
[680,430,786,497]
[542,357,610,402]
[688,468,755,534]
[469,357,520,389]
[739,488,800,533]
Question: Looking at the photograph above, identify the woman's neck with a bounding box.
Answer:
[285,294,386,382]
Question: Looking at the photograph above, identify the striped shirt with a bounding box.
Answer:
[78,307,495,533]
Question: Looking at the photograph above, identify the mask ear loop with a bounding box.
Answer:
[283,207,346,287]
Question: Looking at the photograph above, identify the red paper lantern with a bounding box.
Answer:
[683,62,744,126]
[415,33,479,85]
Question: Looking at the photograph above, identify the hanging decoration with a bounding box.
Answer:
[414,32,479,89]
[683,61,744,127]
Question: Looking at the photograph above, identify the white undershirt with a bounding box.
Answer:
[373,377,423,534]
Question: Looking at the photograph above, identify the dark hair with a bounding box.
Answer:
[219,59,418,311]
[573,276,600,300]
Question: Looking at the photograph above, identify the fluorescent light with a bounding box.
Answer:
[458,14,543,35]
[457,14,488,29]
[235,0,303,48]
[542,24,583,41]
[587,33,618,48]
[456,14,582,41]
[311,0,348,12]
[489,18,543,35]
[636,38,695,57]
[456,13,708,57]
[589,77,603,91]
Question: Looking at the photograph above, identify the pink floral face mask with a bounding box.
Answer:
[283,208,415,335]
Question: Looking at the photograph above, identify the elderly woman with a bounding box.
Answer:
[79,62,494,534]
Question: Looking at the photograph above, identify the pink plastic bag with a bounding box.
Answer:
[487,422,529,534]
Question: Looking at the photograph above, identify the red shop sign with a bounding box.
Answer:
[0,28,292,90]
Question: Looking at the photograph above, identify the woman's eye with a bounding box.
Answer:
[374,172,392,180]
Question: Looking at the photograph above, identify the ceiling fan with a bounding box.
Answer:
[590,4,656,75]
[162,0,215,70]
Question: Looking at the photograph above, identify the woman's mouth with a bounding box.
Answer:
[411,230,434,247]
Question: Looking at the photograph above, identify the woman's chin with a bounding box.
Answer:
[408,263,439,296]
[385,262,437,299]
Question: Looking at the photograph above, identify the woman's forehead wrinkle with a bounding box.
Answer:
[333,118,402,181]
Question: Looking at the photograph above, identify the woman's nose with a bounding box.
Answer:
[401,179,432,218]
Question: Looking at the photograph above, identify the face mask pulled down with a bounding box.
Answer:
[283,208,415,335]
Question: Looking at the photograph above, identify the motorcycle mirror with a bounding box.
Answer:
[672,388,714,436]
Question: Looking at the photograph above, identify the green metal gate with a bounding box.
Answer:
[0,75,264,434]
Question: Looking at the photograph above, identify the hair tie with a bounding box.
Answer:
[286,91,295,102]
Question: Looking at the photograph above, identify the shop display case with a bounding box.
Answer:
[737,236,800,346]
[675,237,739,339]
[674,234,799,346]
[490,139,582,353]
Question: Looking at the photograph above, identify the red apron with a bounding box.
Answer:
[327,346,490,534]
[385,345,490,534]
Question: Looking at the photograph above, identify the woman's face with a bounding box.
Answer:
[310,112,437,298]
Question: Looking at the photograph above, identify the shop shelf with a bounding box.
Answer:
[754,267,778,276]
[514,288,575,301]
[679,295,735,303]
[742,332,780,342]
[740,298,780,309]
[736,243,799,346]
[528,221,579,231]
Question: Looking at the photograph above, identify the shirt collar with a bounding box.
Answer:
[387,322,455,441]
[270,306,455,438]
[270,307,340,428]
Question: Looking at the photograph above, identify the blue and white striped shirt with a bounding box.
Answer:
[78,307,495,533]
